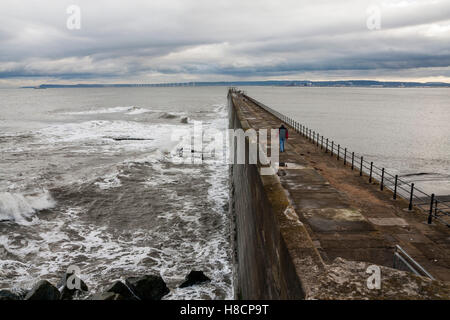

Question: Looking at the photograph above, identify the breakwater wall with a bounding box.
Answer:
[228,90,324,300]
[228,89,450,300]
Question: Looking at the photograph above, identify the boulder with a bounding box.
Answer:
[0,290,20,300]
[25,280,60,300]
[180,117,189,124]
[159,112,177,119]
[179,271,211,288]
[105,281,137,300]
[125,275,170,300]
[58,271,88,300]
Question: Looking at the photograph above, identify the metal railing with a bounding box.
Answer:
[393,245,435,280]
[239,91,450,227]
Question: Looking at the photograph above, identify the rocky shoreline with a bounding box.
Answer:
[0,270,211,301]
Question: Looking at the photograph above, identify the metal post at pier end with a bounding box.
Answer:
[351,152,354,170]
[428,193,435,224]
[409,183,415,211]
[381,168,385,190]
[360,156,363,176]
[331,141,334,157]
[344,148,347,165]
[337,144,340,160]
[369,162,373,183]
[394,175,398,199]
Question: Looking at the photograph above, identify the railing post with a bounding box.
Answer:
[381,168,384,190]
[428,193,435,224]
[325,138,328,153]
[369,162,373,183]
[317,133,319,147]
[331,141,334,156]
[394,175,398,199]
[321,136,323,149]
[344,148,347,165]
[309,129,312,142]
[409,183,415,211]
[360,156,363,176]
[351,152,354,170]
[337,144,340,160]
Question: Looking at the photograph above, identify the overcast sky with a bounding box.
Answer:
[1,0,449,87]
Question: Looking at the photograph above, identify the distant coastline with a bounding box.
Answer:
[21,80,450,89]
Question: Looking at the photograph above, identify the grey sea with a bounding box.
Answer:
[0,87,232,299]
[0,86,449,298]
[244,86,450,197]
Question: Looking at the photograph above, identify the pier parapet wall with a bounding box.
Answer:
[228,89,450,300]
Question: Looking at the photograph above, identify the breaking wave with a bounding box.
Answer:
[0,190,55,225]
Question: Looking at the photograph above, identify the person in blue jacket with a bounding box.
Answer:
[279,124,288,152]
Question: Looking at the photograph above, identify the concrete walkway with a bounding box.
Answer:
[232,93,450,282]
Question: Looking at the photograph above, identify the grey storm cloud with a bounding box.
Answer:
[0,0,449,84]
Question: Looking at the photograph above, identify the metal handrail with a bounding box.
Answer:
[393,245,435,280]
[235,90,450,227]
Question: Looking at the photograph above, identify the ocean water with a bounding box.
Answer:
[0,87,233,299]
[244,86,450,197]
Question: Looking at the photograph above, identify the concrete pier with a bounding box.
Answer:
[228,89,450,299]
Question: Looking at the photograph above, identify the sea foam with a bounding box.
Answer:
[0,190,55,225]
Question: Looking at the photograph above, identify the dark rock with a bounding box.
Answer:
[180,117,188,124]
[179,271,211,288]
[91,292,127,300]
[159,112,177,119]
[58,271,88,300]
[125,275,170,300]
[105,281,136,300]
[25,280,60,300]
[0,290,20,300]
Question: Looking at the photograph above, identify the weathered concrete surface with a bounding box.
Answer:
[310,258,449,300]
[229,90,450,299]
